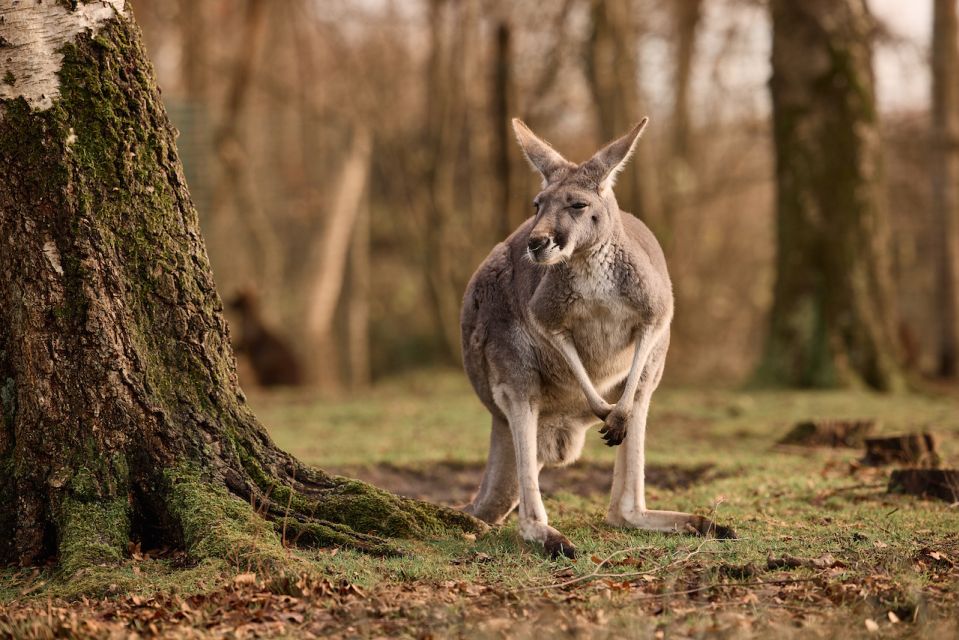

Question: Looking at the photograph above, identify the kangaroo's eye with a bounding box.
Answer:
[570,202,588,210]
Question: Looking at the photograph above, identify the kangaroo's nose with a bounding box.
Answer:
[527,235,550,253]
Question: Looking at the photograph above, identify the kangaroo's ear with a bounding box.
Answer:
[512,118,572,184]
[582,117,648,193]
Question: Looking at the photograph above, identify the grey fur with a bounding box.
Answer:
[460,118,735,557]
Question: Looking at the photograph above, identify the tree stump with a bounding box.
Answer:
[889,469,959,503]
[862,433,941,467]
[777,419,876,448]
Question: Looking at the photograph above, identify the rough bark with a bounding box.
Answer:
[931,0,959,377]
[759,0,902,390]
[0,4,482,572]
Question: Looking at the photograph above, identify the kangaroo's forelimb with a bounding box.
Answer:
[600,321,669,446]
[549,332,614,419]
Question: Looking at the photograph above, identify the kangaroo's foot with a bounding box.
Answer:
[607,508,737,540]
[599,410,629,446]
[519,519,576,559]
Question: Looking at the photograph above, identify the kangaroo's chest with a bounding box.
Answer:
[567,287,635,369]
[559,258,638,377]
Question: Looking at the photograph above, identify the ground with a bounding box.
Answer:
[2,370,958,638]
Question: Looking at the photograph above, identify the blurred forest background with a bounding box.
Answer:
[127,0,957,392]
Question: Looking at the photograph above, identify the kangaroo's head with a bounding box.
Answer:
[512,117,648,265]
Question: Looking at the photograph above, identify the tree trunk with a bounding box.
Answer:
[584,0,657,226]
[346,192,371,390]
[759,0,902,390]
[421,0,469,363]
[931,0,959,378]
[178,0,208,102]
[491,18,515,240]
[670,0,702,164]
[0,2,481,572]
[305,128,372,389]
[210,0,283,296]
[661,0,702,240]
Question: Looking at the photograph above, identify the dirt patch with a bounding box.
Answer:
[328,460,721,506]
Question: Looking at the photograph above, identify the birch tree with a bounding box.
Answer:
[0,1,479,570]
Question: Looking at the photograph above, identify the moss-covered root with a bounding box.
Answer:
[166,467,295,570]
[306,478,489,540]
[239,452,488,542]
[57,495,130,577]
[166,467,413,566]
[277,519,402,557]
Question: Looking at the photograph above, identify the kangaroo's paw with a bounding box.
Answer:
[544,530,577,560]
[686,515,737,540]
[519,520,577,559]
[610,508,737,540]
[599,410,629,446]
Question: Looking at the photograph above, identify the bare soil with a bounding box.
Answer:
[327,460,722,507]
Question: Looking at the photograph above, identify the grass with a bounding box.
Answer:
[3,369,959,637]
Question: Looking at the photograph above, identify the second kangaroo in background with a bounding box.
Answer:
[460,118,735,559]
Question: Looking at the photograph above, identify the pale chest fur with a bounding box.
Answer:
[560,244,639,383]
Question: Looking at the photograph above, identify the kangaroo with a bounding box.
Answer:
[460,118,735,558]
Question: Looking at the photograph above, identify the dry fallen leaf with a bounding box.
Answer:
[864,618,879,632]
[233,572,257,585]
[888,611,900,624]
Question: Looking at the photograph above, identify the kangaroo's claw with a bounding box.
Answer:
[599,411,629,446]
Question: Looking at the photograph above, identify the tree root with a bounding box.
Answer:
[277,518,402,557]
[166,460,487,568]
[57,495,130,577]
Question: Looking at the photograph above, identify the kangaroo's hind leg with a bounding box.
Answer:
[464,415,519,524]
[491,384,576,559]
[606,347,736,539]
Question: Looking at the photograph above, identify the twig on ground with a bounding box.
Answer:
[630,576,821,601]
[518,539,714,593]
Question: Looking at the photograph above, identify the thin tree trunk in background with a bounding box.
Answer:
[491,19,515,239]
[306,129,373,389]
[663,0,703,238]
[0,2,481,569]
[932,0,959,378]
[584,0,658,228]
[760,0,902,390]
[671,0,702,162]
[178,0,207,101]
[423,0,469,363]
[211,0,282,292]
[347,192,372,390]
